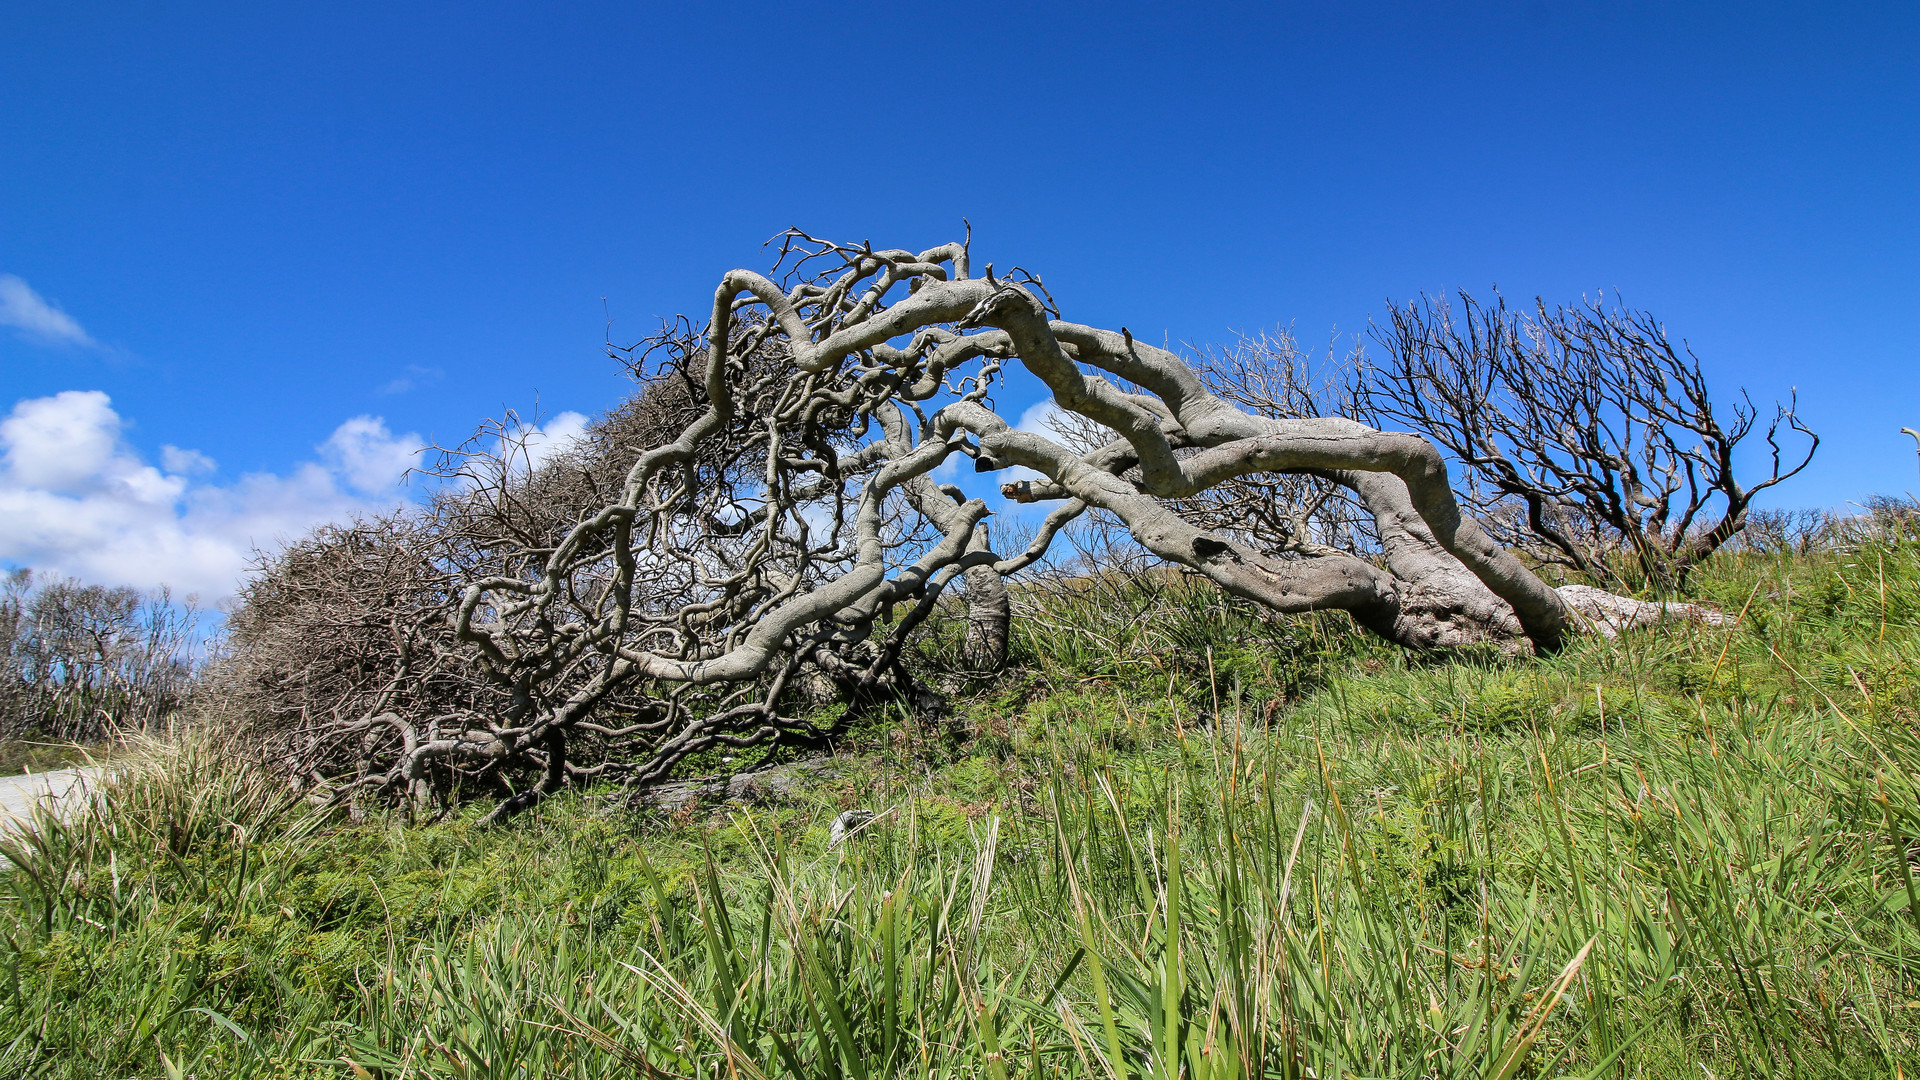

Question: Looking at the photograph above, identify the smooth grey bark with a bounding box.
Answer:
[960,562,1011,671]
[415,234,1727,819]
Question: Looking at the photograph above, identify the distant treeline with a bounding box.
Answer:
[0,569,203,743]
[0,495,1908,751]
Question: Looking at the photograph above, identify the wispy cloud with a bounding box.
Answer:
[160,445,217,475]
[0,391,425,600]
[0,275,94,346]
[375,364,445,396]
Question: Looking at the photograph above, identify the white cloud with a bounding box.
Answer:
[0,275,94,346]
[996,400,1080,490]
[320,415,426,493]
[161,445,217,475]
[0,392,140,493]
[452,411,591,489]
[1015,399,1082,443]
[0,391,425,600]
[518,411,590,471]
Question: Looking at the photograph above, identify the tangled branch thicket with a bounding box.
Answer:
[214,233,1810,819]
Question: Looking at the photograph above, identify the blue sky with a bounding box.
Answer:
[1,1,1914,597]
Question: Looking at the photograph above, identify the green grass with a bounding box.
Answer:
[0,738,117,777]
[3,525,1919,1078]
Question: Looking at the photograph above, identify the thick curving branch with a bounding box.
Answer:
[232,233,1740,821]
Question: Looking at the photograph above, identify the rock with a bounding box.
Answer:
[828,808,875,849]
[634,757,839,815]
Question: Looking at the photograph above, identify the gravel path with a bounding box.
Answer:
[0,768,100,835]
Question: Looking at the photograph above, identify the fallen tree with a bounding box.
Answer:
[224,233,1783,819]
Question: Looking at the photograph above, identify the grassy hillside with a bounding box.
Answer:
[3,521,1918,1078]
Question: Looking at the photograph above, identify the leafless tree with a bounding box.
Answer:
[1367,291,1818,591]
[230,234,1729,820]
[0,570,202,742]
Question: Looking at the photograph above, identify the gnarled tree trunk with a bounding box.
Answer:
[226,233,1735,819]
